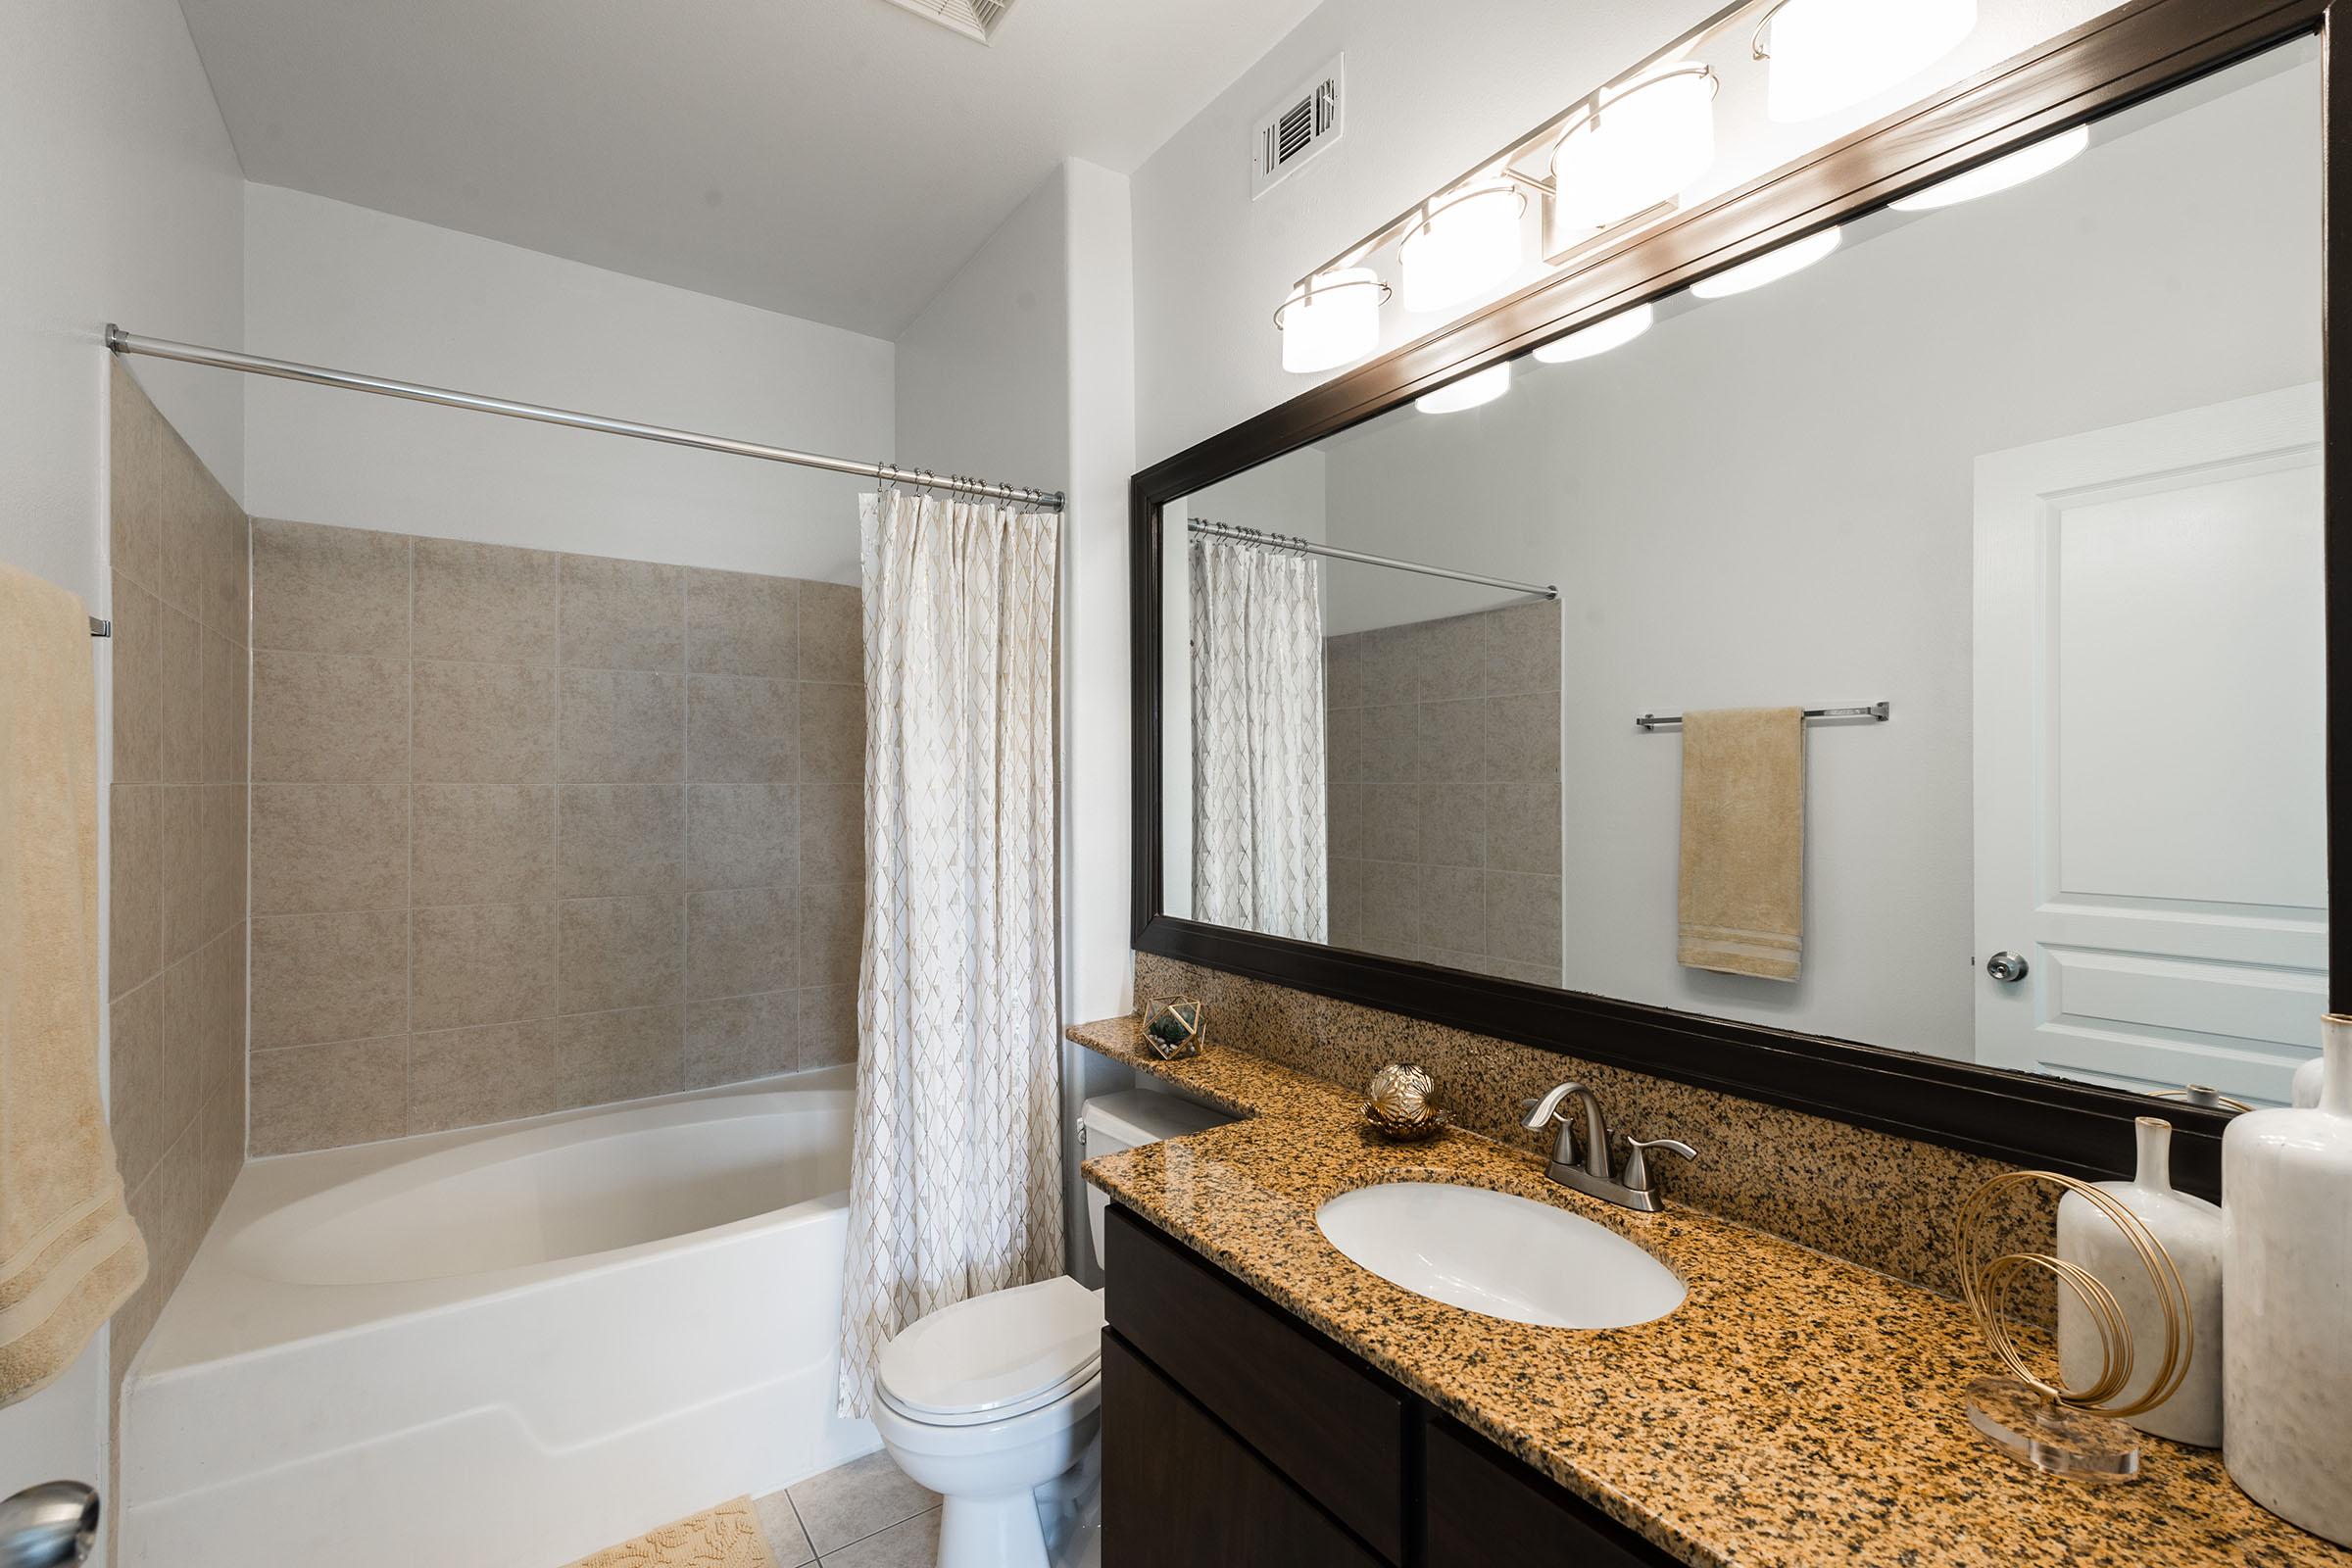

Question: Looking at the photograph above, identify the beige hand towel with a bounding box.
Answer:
[1677,707,1805,982]
[0,564,147,1406]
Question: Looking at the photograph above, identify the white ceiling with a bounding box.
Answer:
[177,0,1320,339]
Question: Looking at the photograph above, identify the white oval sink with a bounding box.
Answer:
[1316,1182,1685,1329]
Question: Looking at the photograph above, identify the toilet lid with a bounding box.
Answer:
[875,1276,1104,1424]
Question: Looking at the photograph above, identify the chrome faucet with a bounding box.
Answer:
[1519,1081,1695,1213]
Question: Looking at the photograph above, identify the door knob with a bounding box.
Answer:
[1985,952,2030,983]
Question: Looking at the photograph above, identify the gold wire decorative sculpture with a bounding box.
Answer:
[1954,1169,2193,1482]
[1140,998,1205,1059]
[1361,1063,1449,1143]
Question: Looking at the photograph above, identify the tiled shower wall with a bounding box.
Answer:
[104,364,250,1380]
[246,520,864,1154]
[1325,600,1564,986]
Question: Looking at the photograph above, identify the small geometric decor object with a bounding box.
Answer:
[1954,1169,2194,1484]
[1142,998,1205,1059]
[1362,1062,1449,1144]
[564,1497,779,1568]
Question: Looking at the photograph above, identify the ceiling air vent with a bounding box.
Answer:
[879,0,1013,44]
[1251,56,1345,200]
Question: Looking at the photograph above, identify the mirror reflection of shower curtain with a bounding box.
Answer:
[1190,535,1328,942]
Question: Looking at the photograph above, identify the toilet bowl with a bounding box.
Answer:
[868,1089,1232,1568]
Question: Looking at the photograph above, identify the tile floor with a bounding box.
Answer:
[754,1450,941,1567]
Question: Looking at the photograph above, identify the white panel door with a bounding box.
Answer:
[1974,384,2327,1104]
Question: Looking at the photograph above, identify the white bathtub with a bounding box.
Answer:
[118,1067,878,1568]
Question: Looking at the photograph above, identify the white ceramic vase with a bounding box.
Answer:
[2292,1051,2325,1109]
[2224,1014,2352,1545]
[2056,1116,2223,1446]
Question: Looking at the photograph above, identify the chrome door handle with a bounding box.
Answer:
[0,1483,97,1568]
[1985,952,2030,983]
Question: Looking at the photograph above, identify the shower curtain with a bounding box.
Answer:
[837,488,1062,1418]
[1189,534,1329,942]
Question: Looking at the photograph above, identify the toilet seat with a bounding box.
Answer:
[876,1276,1104,1429]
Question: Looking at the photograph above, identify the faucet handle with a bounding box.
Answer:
[1621,1136,1696,1196]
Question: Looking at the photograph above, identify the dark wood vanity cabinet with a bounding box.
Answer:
[1102,1204,1682,1568]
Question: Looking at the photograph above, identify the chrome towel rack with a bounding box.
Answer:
[1636,702,1888,731]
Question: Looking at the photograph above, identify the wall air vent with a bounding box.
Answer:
[1251,56,1345,200]
[879,0,1013,44]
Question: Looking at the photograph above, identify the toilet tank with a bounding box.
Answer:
[1078,1090,1234,1274]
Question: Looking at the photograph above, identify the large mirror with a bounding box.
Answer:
[1153,35,2326,1111]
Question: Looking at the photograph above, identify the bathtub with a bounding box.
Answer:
[118,1067,878,1568]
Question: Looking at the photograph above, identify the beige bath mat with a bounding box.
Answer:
[564,1498,778,1568]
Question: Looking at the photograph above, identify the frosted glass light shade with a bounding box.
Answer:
[1399,181,1526,312]
[1277,269,1387,373]
[1533,302,1654,364]
[1551,69,1716,238]
[1765,0,1977,123]
[1689,225,1841,298]
[1414,362,1512,415]
[1891,124,2090,211]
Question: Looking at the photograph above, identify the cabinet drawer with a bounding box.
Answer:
[1104,1205,1408,1562]
[1426,1419,1680,1568]
[1103,1332,1385,1568]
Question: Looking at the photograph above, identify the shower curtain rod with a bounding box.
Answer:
[104,325,1065,511]
[1188,518,1558,601]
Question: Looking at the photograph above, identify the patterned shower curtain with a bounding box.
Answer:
[1190,535,1329,942]
[837,488,1062,1417]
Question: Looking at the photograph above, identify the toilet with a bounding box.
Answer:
[869,1088,1233,1568]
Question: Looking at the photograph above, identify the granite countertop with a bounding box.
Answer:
[1069,1016,2343,1568]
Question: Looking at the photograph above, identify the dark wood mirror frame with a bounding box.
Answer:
[1128,0,2346,1200]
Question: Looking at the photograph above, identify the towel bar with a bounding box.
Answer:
[1636,702,1888,731]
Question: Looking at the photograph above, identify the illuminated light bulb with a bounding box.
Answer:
[1890,124,2090,211]
[1533,302,1655,364]
[1398,180,1527,313]
[1414,362,1512,415]
[1763,0,1977,123]
[1550,68,1716,239]
[1276,268,1389,373]
[1689,225,1842,298]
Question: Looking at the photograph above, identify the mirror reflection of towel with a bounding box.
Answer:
[1677,708,1805,982]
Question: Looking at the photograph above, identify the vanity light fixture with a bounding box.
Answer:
[1550,67,1718,241]
[1533,302,1655,363]
[1688,224,1841,297]
[1276,268,1391,373]
[1758,0,1977,122]
[1414,362,1512,414]
[1398,180,1528,312]
[1889,123,2091,211]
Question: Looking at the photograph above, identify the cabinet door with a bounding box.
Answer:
[1426,1420,1680,1568]
[1103,1332,1385,1568]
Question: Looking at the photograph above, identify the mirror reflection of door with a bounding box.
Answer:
[1972,384,2328,1104]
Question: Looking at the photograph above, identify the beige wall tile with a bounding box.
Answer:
[1487,601,1562,697]
[199,783,246,937]
[686,887,797,1001]
[797,682,863,784]
[252,519,411,657]
[158,953,213,1151]
[202,630,247,785]
[798,985,858,1069]
[197,1076,243,1223]
[1365,615,1487,706]
[558,785,685,899]
[413,902,557,1031]
[110,574,162,783]
[413,785,556,906]
[250,1038,409,1155]
[690,784,797,892]
[1361,784,1416,862]
[160,786,204,963]
[109,783,161,998]
[109,364,162,595]
[799,880,861,992]
[559,894,683,1013]
[1325,705,1361,784]
[413,661,557,784]
[1486,781,1562,874]
[685,994,796,1088]
[1485,872,1562,967]
[1416,865,1487,953]
[252,785,410,915]
[109,979,165,1190]
[797,582,860,685]
[556,1006,682,1106]
[409,1020,558,1133]
[158,604,203,782]
[113,1169,167,1370]
[687,568,797,679]
[796,783,860,887]
[1324,634,1362,710]
[251,909,410,1049]
[157,429,211,622]
[1329,857,1364,949]
[1483,692,1561,781]
[252,652,409,782]
[559,555,683,671]
[559,669,684,783]
[688,675,796,783]
[149,1123,208,1299]
[1328,780,1361,861]
[203,924,246,1104]
[414,538,558,665]
[200,489,247,640]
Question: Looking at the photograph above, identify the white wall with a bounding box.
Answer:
[1311,48,2321,1058]
[241,185,894,579]
[0,0,245,1532]
[1129,0,2118,468]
